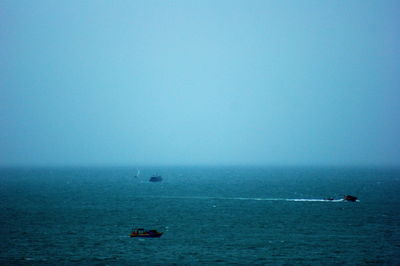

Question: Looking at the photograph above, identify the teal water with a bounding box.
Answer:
[1,166,399,265]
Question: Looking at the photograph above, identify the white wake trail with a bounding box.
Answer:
[141,195,345,202]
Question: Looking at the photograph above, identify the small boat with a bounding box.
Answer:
[130,228,163,238]
[343,195,358,202]
[149,174,162,182]
[325,197,334,201]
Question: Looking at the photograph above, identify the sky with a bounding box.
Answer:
[1,0,399,167]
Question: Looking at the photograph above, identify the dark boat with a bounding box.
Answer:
[130,228,163,238]
[343,195,358,202]
[149,174,162,182]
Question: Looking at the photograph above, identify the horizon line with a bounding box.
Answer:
[0,163,399,169]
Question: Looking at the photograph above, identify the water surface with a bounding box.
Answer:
[1,166,399,264]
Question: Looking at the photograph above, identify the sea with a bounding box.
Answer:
[1,166,399,265]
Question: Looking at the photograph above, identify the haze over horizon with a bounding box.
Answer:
[1,1,400,167]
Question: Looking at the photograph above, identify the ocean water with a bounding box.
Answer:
[1,166,399,265]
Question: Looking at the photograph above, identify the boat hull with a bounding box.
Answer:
[149,176,162,182]
[130,233,163,238]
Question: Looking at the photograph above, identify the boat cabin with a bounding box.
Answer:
[149,175,162,182]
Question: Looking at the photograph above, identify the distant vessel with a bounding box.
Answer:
[130,228,163,238]
[343,195,358,202]
[149,174,162,182]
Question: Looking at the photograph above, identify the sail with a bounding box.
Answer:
[134,168,140,178]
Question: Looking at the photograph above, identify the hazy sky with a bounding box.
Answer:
[1,0,399,167]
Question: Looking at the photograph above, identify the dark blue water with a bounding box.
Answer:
[1,166,399,265]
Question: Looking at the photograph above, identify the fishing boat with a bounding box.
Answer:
[343,195,358,202]
[130,228,163,238]
[149,174,162,182]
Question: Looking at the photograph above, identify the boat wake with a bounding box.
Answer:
[287,198,344,202]
[141,196,346,202]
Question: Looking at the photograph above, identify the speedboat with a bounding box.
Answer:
[130,228,163,238]
[343,195,358,202]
